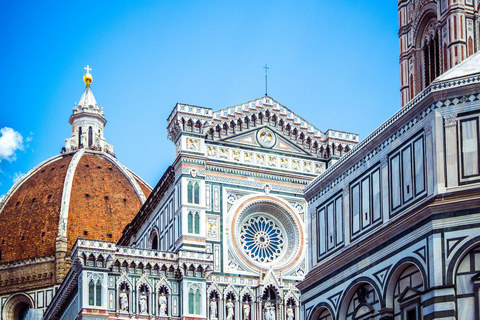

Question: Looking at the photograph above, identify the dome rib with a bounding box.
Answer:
[57,149,85,238]
[57,149,149,239]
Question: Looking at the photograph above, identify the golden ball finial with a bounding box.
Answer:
[83,65,93,85]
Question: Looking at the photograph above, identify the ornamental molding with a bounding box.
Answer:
[167,96,359,159]
[206,175,305,195]
[444,114,458,127]
[205,144,325,175]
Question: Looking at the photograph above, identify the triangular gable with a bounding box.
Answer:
[219,126,313,156]
[207,282,223,296]
[223,283,239,299]
[261,268,283,295]
[155,275,172,293]
[397,286,422,303]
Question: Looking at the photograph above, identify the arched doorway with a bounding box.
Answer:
[2,294,34,320]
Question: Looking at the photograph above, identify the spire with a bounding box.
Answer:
[63,66,114,155]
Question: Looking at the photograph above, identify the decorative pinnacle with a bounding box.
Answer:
[83,65,93,86]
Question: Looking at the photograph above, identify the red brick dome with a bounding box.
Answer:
[0,149,151,263]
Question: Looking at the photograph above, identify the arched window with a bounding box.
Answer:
[195,290,201,314]
[188,182,193,203]
[96,281,102,306]
[188,212,193,233]
[78,127,82,147]
[89,280,95,305]
[151,233,158,250]
[189,289,195,314]
[194,183,200,204]
[194,213,200,234]
[88,126,93,148]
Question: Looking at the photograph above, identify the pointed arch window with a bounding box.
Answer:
[189,289,195,314]
[195,290,201,314]
[188,182,193,203]
[194,183,200,204]
[88,278,102,306]
[96,282,102,306]
[194,213,200,234]
[188,212,193,233]
[422,33,440,88]
[89,280,95,305]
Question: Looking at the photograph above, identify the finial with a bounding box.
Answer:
[83,65,93,86]
[263,64,270,96]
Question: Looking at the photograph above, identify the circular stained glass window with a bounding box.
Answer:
[239,215,285,263]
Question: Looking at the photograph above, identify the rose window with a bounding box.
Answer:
[239,216,285,263]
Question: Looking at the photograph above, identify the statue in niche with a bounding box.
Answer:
[264,298,275,320]
[226,299,234,320]
[357,286,367,303]
[119,289,129,311]
[139,292,147,313]
[209,299,218,320]
[243,303,250,319]
[286,306,294,320]
[159,294,167,316]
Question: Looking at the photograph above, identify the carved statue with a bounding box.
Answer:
[139,292,147,313]
[357,286,367,303]
[286,306,294,320]
[264,298,275,320]
[226,299,234,320]
[209,299,217,320]
[119,290,128,311]
[159,295,167,316]
[243,303,250,319]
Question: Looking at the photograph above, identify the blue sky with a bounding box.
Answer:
[0,1,400,197]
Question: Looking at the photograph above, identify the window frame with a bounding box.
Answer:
[316,192,344,261]
[388,132,426,216]
[350,164,382,239]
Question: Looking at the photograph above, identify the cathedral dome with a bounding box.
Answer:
[0,149,151,263]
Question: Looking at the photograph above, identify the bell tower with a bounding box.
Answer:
[399,0,480,107]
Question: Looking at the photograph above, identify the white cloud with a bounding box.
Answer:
[0,194,4,203]
[13,171,25,184]
[0,127,24,162]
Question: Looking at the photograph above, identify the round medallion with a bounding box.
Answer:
[257,128,276,148]
[231,199,303,270]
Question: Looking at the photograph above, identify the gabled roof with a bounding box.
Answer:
[434,50,480,82]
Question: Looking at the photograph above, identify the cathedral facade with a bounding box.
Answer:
[299,42,480,320]
[44,95,358,319]
[399,0,480,106]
